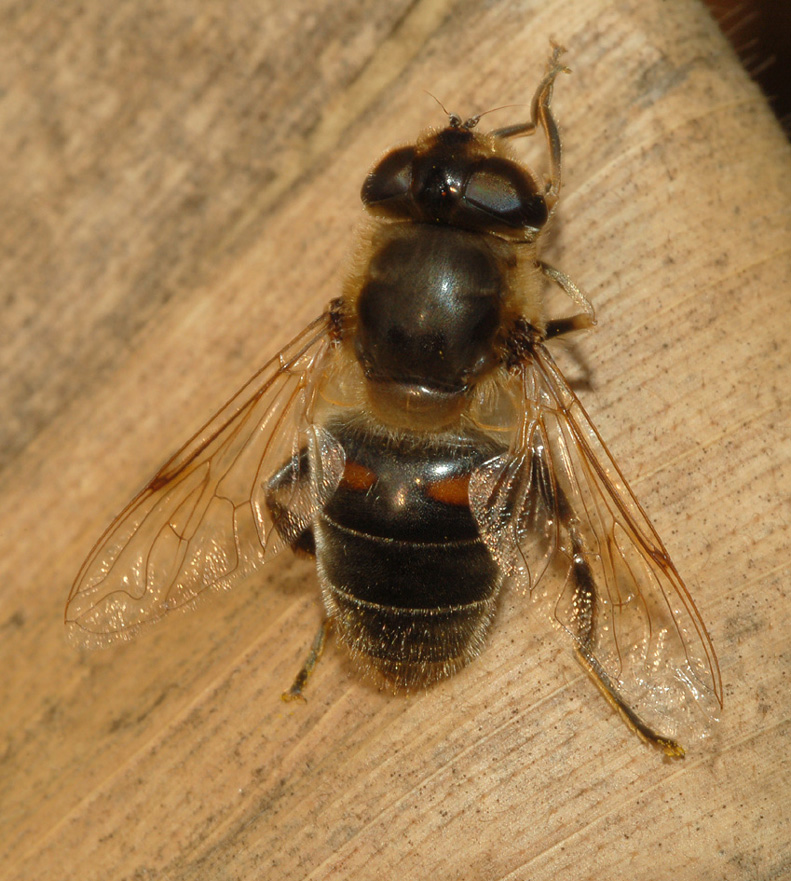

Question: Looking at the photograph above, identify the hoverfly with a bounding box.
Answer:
[66,48,722,756]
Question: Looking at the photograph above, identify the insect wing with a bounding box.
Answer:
[66,313,344,648]
[470,344,722,744]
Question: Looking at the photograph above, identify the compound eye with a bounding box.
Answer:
[464,157,548,234]
[361,145,416,215]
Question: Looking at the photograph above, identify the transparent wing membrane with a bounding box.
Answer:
[471,344,722,747]
[66,314,343,647]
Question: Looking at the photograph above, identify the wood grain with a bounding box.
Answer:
[1,1,790,879]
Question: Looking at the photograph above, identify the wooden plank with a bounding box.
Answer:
[1,1,789,879]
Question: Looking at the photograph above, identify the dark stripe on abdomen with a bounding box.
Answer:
[316,516,499,608]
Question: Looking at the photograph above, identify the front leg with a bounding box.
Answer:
[492,44,570,209]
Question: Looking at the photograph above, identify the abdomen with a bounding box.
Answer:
[315,414,505,689]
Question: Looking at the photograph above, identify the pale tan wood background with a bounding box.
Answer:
[1,1,790,879]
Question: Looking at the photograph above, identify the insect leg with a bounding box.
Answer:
[544,314,596,340]
[535,453,685,757]
[491,45,569,207]
[574,645,685,758]
[540,262,595,320]
[282,618,333,702]
[265,447,317,556]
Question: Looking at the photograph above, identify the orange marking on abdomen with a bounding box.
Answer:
[426,474,470,507]
[340,461,377,492]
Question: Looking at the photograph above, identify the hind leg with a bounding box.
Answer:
[533,443,685,757]
[282,618,333,702]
